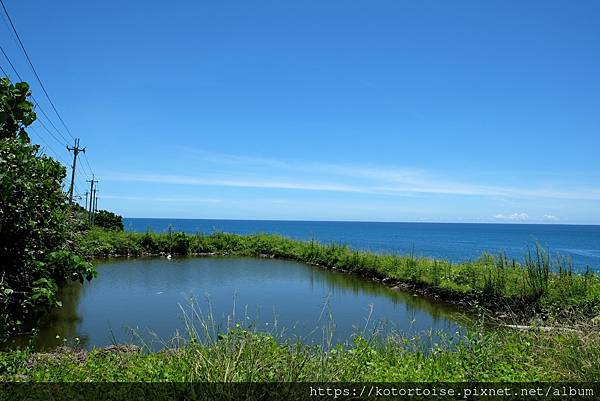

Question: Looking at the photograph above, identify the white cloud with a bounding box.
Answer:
[101,194,221,203]
[543,214,559,221]
[494,213,529,221]
[105,174,370,194]
[103,150,600,201]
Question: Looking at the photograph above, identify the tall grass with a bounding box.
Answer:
[2,308,599,382]
[524,246,551,300]
[76,228,600,321]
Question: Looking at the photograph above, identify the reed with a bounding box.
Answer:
[2,309,599,382]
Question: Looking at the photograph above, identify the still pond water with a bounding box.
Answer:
[14,257,464,350]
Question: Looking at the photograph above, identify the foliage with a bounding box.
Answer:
[0,138,70,333]
[0,78,36,141]
[171,232,190,255]
[93,210,124,231]
[0,79,96,338]
[43,251,96,283]
[68,203,91,233]
[30,278,60,309]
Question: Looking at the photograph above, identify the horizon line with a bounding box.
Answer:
[121,217,600,227]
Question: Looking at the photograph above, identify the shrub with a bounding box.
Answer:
[0,137,73,336]
[0,78,97,337]
[172,232,190,255]
[93,210,124,231]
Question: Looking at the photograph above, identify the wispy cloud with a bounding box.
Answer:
[101,194,221,203]
[543,214,560,222]
[105,174,369,193]
[104,150,600,201]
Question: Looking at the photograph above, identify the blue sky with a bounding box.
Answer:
[2,0,600,223]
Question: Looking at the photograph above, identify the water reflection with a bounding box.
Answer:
[7,257,466,350]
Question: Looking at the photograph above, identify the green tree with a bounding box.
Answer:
[0,78,36,141]
[93,210,124,231]
[0,78,94,338]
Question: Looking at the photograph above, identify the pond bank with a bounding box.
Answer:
[2,228,600,383]
[2,324,599,382]
[77,228,600,326]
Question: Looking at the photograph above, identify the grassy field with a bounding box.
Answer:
[77,228,600,322]
[1,227,599,383]
[1,324,599,382]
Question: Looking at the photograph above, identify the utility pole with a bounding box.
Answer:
[90,188,96,225]
[85,191,89,211]
[86,176,98,224]
[67,138,85,203]
[91,189,99,225]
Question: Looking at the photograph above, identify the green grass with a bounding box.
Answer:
[1,325,599,382]
[76,228,600,322]
[2,228,599,383]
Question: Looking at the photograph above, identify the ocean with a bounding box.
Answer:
[124,219,600,271]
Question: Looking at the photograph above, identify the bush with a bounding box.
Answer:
[0,78,97,337]
[93,210,124,231]
[172,232,190,255]
[43,250,96,284]
[0,137,73,335]
[141,231,159,253]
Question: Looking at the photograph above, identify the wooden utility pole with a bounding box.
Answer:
[86,176,98,223]
[67,138,85,203]
[85,191,89,211]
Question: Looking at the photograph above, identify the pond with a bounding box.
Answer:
[10,257,466,350]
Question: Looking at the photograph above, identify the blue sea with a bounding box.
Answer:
[124,219,600,271]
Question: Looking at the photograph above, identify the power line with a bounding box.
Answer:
[77,164,90,180]
[28,126,70,166]
[36,118,67,148]
[1,49,96,181]
[28,124,71,165]
[30,128,88,199]
[82,152,94,176]
[0,0,75,141]
[0,4,96,180]
[32,101,71,143]
[0,45,21,80]
[0,44,71,145]
[77,147,94,177]
[29,128,61,158]
[0,0,20,53]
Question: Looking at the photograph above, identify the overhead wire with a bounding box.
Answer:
[0,45,72,146]
[81,153,94,176]
[0,0,97,192]
[28,126,70,166]
[36,118,67,149]
[0,0,75,141]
